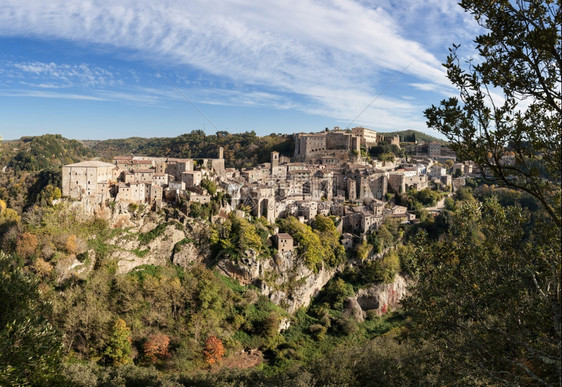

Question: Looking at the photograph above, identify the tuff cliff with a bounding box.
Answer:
[59,200,409,315]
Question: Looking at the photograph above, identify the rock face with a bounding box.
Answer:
[62,200,208,275]
[346,274,408,318]
[114,224,186,274]
[216,250,336,313]
[60,199,407,317]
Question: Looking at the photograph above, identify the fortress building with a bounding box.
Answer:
[293,127,377,162]
[62,160,117,201]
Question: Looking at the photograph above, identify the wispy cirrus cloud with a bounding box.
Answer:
[1,60,119,88]
[0,0,478,132]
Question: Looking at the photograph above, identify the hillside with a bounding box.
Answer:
[0,134,96,172]
[88,130,294,169]
[378,129,446,144]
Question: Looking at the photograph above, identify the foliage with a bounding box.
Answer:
[142,333,170,363]
[365,251,401,284]
[403,199,561,384]
[367,223,396,254]
[278,215,344,271]
[189,201,218,219]
[0,168,62,214]
[317,278,355,310]
[200,178,217,195]
[5,134,95,173]
[380,129,446,144]
[355,241,372,261]
[413,188,442,207]
[424,0,561,226]
[137,223,168,244]
[91,130,294,169]
[369,143,404,161]
[15,231,38,258]
[0,251,62,386]
[210,213,267,260]
[103,318,133,366]
[417,4,562,381]
[203,336,225,365]
[310,215,346,267]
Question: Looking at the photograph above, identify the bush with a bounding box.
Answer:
[204,336,225,365]
[103,318,133,366]
[201,179,217,195]
[364,251,401,284]
[143,334,170,362]
[309,324,327,341]
[137,223,167,244]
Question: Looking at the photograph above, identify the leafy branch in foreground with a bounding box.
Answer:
[425,0,561,226]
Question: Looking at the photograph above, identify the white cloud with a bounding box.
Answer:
[0,89,107,101]
[3,61,117,88]
[0,0,478,130]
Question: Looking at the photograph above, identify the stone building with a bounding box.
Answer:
[62,160,116,200]
[181,171,202,188]
[388,171,428,193]
[351,127,378,148]
[428,142,442,158]
[276,233,294,253]
[293,128,361,162]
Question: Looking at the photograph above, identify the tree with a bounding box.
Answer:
[103,318,133,366]
[416,2,561,384]
[200,179,217,196]
[0,251,62,385]
[143,333,170,363]
[356,241,372,261]
[15,232,38,258]
[404,199,560,385]
[424,0,561,226]
[203,336,225,365]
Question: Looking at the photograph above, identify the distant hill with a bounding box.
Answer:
[89,130,294,169]
[0,129,442,173]
[377,129,446,144]
[0,134,96,172]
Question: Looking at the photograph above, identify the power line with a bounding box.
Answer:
[150,62,220,132]
[346,59,415,129]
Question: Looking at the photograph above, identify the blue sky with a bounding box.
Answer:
[0,0,481,140]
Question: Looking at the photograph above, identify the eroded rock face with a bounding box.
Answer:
[114,225,186,274]
[57,200,341,314]
[348,274,409,318]
[216,250,336,313]
[343,297,365,323]
[172,241,208,268]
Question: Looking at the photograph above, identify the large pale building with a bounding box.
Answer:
[62,161,116,200]
[293,129,361,162]
[351,127,378,148]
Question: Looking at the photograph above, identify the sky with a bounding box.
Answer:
[0,0,482,140]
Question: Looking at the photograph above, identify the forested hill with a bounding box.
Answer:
[378,129,446,144]
[88,130,294,169]
[1,130,444,173]
[0,134,96,172]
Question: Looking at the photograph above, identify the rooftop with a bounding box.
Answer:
[65,160,115,168]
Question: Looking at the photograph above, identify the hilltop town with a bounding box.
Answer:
[62,127,474,251]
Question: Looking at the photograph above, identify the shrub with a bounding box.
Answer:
[16,232,38,258]
[103,318,132,366]
[203,336,225,365]
[143,334,170,362]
